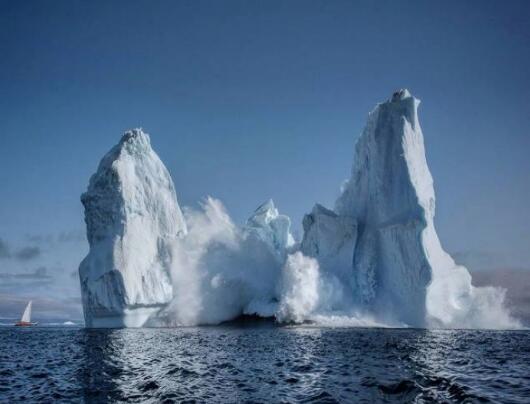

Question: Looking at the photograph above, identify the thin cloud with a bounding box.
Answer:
[0,266,53,281]
[57,230,85,243]
[26,234,53,244]
[0,238,10,259]
[0,268,54,294]
[14,246,41,261]
[25,230,85,245]
[0,238,42,261]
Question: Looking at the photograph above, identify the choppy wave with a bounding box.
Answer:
[1,327,528,402]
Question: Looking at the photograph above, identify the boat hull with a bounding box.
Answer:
[14,321,37,327]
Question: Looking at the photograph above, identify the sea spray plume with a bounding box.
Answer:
[79,129,187,328]
[276,252,320,323]
[163,198,292,325]
[159,197,238,325]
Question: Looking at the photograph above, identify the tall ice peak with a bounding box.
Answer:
[391,88,412,101]
[306,89,518,328]
[117,128,152,152]
[79,128,187,328]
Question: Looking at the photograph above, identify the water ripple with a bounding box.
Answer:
[0,327,528,403]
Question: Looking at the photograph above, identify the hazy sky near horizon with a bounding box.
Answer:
[0,1,529,318]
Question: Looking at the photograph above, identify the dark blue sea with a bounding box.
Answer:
[1,325,529,403]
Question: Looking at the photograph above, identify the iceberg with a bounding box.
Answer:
[329,89,434,326]
[303,89,518,328]
[79,129,186,327]
[78,91,519,329]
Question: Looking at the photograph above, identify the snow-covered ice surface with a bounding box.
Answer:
[79,129,186,327]
[79,91,521,329]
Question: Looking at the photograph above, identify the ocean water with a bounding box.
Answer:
[0,325,529,403]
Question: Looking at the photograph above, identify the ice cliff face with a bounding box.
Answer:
[301,204,357,289]
[79,129,186,327]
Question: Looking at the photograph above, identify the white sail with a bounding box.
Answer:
[21,301,32,323]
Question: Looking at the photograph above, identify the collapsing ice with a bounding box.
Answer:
[79,90,520,329]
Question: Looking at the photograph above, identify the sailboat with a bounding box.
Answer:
[15,300,38,326]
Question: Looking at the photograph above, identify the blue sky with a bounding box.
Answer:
[0,0,529,319]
